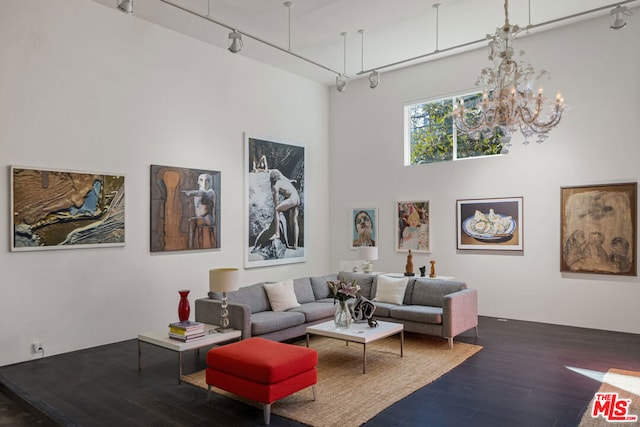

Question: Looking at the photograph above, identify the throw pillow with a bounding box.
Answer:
[264,279,300,312]
[374,275,409,305]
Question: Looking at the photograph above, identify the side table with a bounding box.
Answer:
[138,323,241,384]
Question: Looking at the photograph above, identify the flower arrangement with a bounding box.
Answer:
[327,279,360,303]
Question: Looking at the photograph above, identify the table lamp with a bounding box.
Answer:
[359,246,378,274]
[209,268,240,332]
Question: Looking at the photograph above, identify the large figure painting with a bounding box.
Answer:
[150,165,221,252]
[245,134,305,268]
[561,183,637,275]
[11,166,125,251]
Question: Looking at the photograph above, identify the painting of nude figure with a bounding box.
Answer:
[11,166,125,251]
[245,134,305,268]
[150,165,220,252]
[561,183,637,275]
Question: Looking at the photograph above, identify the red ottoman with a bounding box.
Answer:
[206,337,318,424]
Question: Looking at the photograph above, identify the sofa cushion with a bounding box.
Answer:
[264,279,300,312]
[310,274,338,300]
[338,271,375,299]
[411,279,467,307]
[389,305,443,325]
[290,302,336,322]
[211,282,270,314]
[370,301,395,317]
[373,275,408,305]
[293,277,316,304]
[371,277,415,305]
[251,311,306,336]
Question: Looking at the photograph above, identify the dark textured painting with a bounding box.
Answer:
[150,165,220,252]
[245,134,305,268]
[561,183,637,275]
[11,166,125,251]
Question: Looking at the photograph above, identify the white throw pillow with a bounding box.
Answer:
[264,279,300,312]
[374,275,409,305]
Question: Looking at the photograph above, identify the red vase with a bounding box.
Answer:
[178,290,190,321]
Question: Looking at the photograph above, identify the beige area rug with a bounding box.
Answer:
[579,368,640,426]
[182,333,482,427]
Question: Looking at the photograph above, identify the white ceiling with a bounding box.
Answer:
[96,0,637,86]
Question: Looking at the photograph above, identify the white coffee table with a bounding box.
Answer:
[138,323,241,383]
[306,320,404,374]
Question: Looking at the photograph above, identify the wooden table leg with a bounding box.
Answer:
[400,330,404,357]
[306,333,310,347]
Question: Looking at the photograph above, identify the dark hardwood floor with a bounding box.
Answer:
[1,316,639,426]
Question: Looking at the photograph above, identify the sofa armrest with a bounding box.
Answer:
[442,288,478,341]
[195,298,252,339]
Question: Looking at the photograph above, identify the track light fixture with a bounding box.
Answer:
[228,30,243,53]
[117,0,133,14]
[368,71,379,89]
[610,5,632,30]
[336,32,349,92]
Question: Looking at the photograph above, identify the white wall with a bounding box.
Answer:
[0,0,330,366]
[329,11,640,334]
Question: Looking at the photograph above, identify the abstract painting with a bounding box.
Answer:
[11,166,125,251]
[245,134,305,268]
[561,183,636,275]
[396,200,430,253]
[456,197,523,251]
[150,165,220,252]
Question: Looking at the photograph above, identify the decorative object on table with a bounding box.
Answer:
[560,182,637,276]
[150,165,221,252]
[178,290,191,321]
[396,200,430,253]
[350,207,378,249]
[245,134,305,268]
[327,279,360,329]
[351,294,376,324]
[168,320,205,341]
[419,266,426,277]
[359,246,378,274]
[404,250,414,276]
[456,197,523,251]
[430,260,436,278]
[10,166,125,252]
[450,0,565,151]
[209,268,241,331]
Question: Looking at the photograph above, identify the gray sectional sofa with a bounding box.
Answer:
[195,271,478,348]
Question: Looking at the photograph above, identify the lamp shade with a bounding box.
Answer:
[209,268,240,293]
[358,246,378,261]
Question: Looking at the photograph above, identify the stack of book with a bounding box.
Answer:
[168,320,205,342]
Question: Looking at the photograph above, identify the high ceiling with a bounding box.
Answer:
[96,0,637,86]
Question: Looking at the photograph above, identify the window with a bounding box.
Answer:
[405,92,504,165]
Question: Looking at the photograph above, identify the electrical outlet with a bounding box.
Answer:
[32,341,43,353]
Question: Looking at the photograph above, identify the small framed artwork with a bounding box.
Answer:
[396,200,430,253]
[350,208,378,249]
[150,165,221,252]
[456,197,523,251]
[11,166,125,251]
[245,134,305,268]
[561,182,636,275]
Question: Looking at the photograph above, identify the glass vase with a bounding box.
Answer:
[334,300,352,329]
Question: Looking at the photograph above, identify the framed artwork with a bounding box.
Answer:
[10,166,125,251]
[457,197,523,251]
[396,200,430,253]
[245,134,305,268]
[561,182,637,275]
[150,165,221,252]
[350,207,378,249]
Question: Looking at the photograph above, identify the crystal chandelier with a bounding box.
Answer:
[451,0,565,151]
